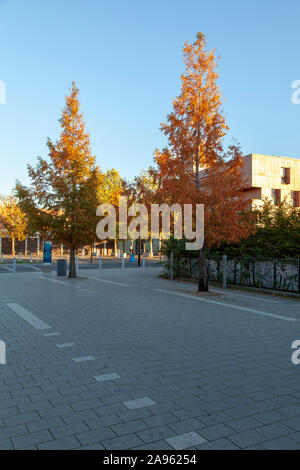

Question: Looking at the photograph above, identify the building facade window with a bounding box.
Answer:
[271,188,281,205]
[291,190,300,207]
[281,167,291,184]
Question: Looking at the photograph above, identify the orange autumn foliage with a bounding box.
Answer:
[151,33,254,289]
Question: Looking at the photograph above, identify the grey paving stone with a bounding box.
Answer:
[102,434,143,450]
[12,430,53,449]
[0,438,13,450]
[228,430,268,448]
[227,417,260,432]
[27,416,65,432]
[283,416,300,431]
[0,424,28,439]
[51,421,89,439]
[168,418,204,434]
[112,420,148,436]
[5,412,41,426]
[256,423,292,439]
[38,436,81,450]
[254,410,285,425]
[76,428,116,446]
[199,424,234,441]
[142,413,178,428]
[260,437,300,450]
[123,397,156,410]
[137,426,175,443]
[135,440,173,450]
[166,431,207,450]
[78,442,105,450]
[196,438,240,450]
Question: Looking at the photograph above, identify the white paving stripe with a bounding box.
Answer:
[56,343,75,348]
[155,289,298,322]
[210,287,295,304]
[6,303,52,330]
[123,397,156,409]
[43,332,61,337]
[1,266,13,272]
[72,356,95,363]
[166,432,207,450]
[94,373,121,382]
[38,276,67,285]
[89,276,129,287]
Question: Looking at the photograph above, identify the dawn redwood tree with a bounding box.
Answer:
[16,83,101,278]
[153,33,254,291]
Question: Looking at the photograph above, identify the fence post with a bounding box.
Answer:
[170,252,174,281]
[121,253,125,269]
[13,257,16,274]
[75,256,79,276]
[253,258,256,287]
[234,257,237,284]
[273,258,277,290]
[222,254,227,289]
[99,256,102,271]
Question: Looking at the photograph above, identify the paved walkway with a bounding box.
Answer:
[0,267,300,450]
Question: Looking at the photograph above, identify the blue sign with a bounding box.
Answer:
[43,242,52,264]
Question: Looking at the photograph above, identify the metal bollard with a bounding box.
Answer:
[30,252,33,263]
[142,254,145,268]
[0,253,3,263]
[99,256,102,271]
[13,257,16,274]
[75,256,79,276]
[121,253,125,269]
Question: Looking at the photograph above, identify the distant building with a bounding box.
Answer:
[242,154,300,208]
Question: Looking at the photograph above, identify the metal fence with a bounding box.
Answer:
[165,255,300,294]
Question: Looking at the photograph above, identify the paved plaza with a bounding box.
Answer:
[0,266,300,450]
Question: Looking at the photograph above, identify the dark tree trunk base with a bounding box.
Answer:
[69,247,76,278]
[198,247,209,292]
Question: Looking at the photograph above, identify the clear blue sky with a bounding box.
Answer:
[0,0,299,194]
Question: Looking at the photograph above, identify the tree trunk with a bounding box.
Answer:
[69,246,76,278]
[149,237,153,258]
[198,247,208,292]
[12,236,15,257]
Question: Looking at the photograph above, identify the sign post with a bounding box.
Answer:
[43,242,52,264]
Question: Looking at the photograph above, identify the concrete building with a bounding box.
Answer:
[242,153,300,208]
